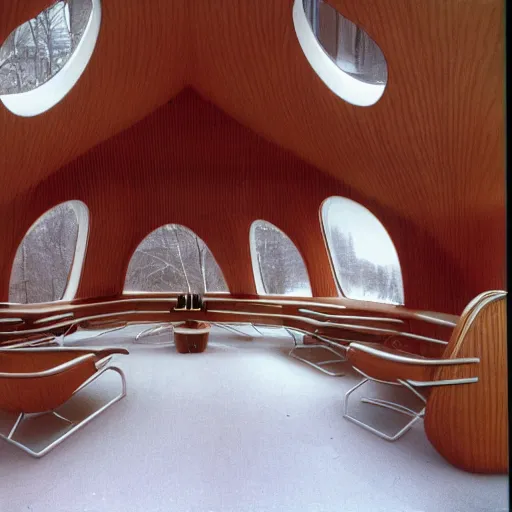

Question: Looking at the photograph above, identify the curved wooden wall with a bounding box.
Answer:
[0,1,52,42]
[424,293,508,473]
[0,91,469,311]
[0,0,505,315]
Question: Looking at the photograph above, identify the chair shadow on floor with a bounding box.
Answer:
[277,342,454,468]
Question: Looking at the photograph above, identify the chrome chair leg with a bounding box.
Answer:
[0,366,127,458]
[134,323,174,345]
[211,323,256,338]
[343,368,426,441]
[286,329,347,376]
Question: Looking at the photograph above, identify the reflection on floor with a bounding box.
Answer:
[0,325,508,512]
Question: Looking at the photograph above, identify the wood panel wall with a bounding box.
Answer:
[0,0,505,315]
[0,0,52,42]
[424,293,508,473]
[0,90,479,313]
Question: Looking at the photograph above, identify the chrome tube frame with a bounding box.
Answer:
[0,365,127,458]
[343,366,477,441]
[134,323,174,345]
[286,328,348,377]
[211,322,258,338]
[84,324,128,339]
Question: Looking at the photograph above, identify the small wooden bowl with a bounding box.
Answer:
[173,321,211,354]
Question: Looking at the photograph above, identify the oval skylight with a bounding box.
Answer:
[293,0,387,106]
[0,0,100,117]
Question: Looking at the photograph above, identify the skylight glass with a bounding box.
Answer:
[294,0,387,106]
[0,0,100,116]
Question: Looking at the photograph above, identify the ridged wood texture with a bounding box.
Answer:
[424,293,508,473]
[174,321,211,354]
[0,0,505,316]
[0,348,128,413]
[0,0,52,42]
[0,295,455,349]
[346,342,435,383]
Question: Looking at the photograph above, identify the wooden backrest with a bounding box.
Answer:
[424,291,507,473]
[440,290,502,361]
[0,349,89,372]
[0,347,128,414]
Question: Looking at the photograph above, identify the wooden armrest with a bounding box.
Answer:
[0,353,96,379]
[89,347,130,357]
[349,342,479,366]
[0,347,128,377]
[91,347,129,369]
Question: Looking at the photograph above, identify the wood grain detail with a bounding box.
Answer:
[0,1,53,42]
[0,294,456,346]
[0,0,505,316]
[340,290,507,473]
[347,342,435,383]
[174,321,211,353]
[424,293,508,474]
[0,347,128,413]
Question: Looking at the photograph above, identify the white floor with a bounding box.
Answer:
[0,325,508,512]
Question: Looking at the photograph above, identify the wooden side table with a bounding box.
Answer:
[173,321,211,353]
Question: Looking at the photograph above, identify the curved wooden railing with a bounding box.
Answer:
[0,294,457,351]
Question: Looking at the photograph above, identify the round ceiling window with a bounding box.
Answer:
[293,0,387,106]
[0,0,100,117]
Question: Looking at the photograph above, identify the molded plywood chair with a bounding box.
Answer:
[343,290,507,473]
[287,329,347,376]
[0,346,128,458]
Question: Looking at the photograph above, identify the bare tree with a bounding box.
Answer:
[9,203,79,304]
[27,20,40,86]
[38,2,69,78]
[124,225,228,294]
[195,235,207,294]
[0,0,92,94]
[172,225,191,293]
[327,227,403,304]
[251,221,311,296]
[256,252,269,295]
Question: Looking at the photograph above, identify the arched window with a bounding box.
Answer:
[250,220,312,296]
[9,200,89,303]
[321,197,404,304]
[124,225,228,294]
[293,0,387,106]
[0,0,100,117]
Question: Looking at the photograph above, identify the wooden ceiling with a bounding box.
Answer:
[0,0,505,314]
